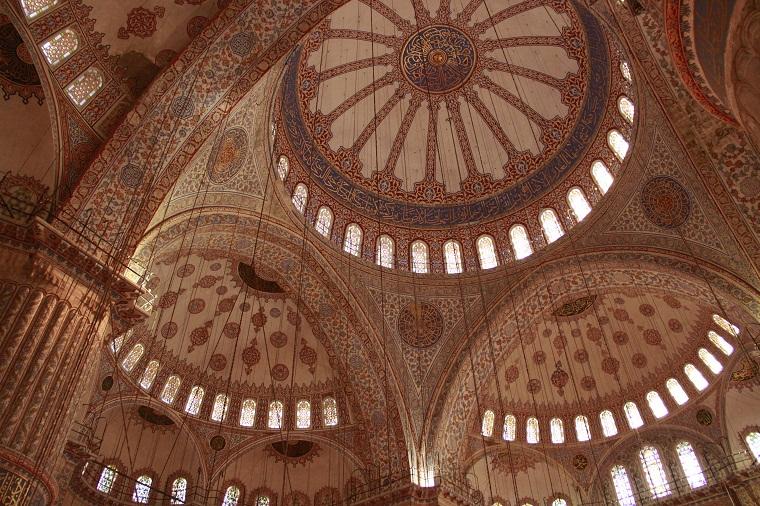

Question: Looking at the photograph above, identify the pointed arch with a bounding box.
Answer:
[376,234,394,268]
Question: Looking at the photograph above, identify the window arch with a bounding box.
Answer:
[410,240,429,273]
[599,410,618,437]
[684,364,708,391]
[607,130,629,161]
[610,465,636,506]
[132,475,152,504]
[698,348,723,374]
[41,29,78,67]
[676,441,707,489]
[620,61,633,83]
[567,187,592,222]
[624,401,644,429]
[296,400,311,429]
[502,414,516,441]
[575,415,591,442]
[239,399,256,427]
[481,410,495,437]
[222,485,241,506]
[376,234,394,268]
[211,394,230,422]
[185,386,205,415]
[22,0,59,19]
[639,446,671,498]
[618,96,635,123]
[745,432,760,462]
[510,225,533,260]
[707,331,734,356]
[343,223,362,256]
[526,417,540,444]
[255,495,270,506]
[666,378,689,405]
[277,155,289,180]
[121,343,144,372]
[97,465,117,493]
[292,183,308,213]
[170,477,187,504]
[646,391,668,418]
[550,417,564,443]
[161,375,181,404]
[315,206,333,237]
[66,67,104,108]
[323,396,338,426]
[476,235,498,269]
[110,333,125,354]
[551,499,567,506]
[443,240,463,274]
[540,209,564,244]
[139,360,159,390]
[591,160,613,194]
[712,314,740,337]
[268,401,283,429]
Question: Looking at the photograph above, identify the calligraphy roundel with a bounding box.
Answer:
[401,25,476,94]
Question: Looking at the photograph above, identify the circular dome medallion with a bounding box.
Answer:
[397,302,443,348]
[401,25,476,94]
[640,176,691,229]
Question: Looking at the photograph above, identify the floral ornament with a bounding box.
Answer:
[118,6,165,40]
[551,362,569,396]
[299,338,317,374]
[242,339,261,374]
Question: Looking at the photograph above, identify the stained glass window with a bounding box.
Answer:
[684,364,708,391]
[591,160,613,194]
[639,446,671,498]
[575,415,591,442]
[376,235,394,268]
[608,130,629,162]
[211,394,230,422]
[698,348,723,374]
[256,496,270,506]
[745,432,760,462]
[618,96,635,124]
[477,235,498,269]
[444,240,463,274]
[343,224,362,256]
[185,386,204,415]
[110,333,125,354]
[620,61,633,83]
[611,465,636,506]
[600,410,618,437]
[707,331,734,356]
[550,417,564,443]
[676,441,707,489]
[666,378,689,405]
[268,400,283,429]
[503,414,516,441]
[277,155,289,180]
[624,401,644,429]
[568,188,592,221]
[22,0,59,19]
[646,391,668,418]
[132,475,152,504]
[97,465,117,493]
[510,225,533,260]
[222,485,240,506]
[540,209,564,244]
[315,206,333,237]
[411,240,429,274]
[171,477,187,504]
[121,344,144,372]
[66,67,104,108]
[161,375,181,404]
[292,183,308,213]
[323,397,338,426]
[481,410,495,437]
[296,400,311,429]
[139,360,159,390]
[526,417,540,444]
[712,314,740,337]
[41,29,78,67]
[239,399,256,427]
[551,499,567,506]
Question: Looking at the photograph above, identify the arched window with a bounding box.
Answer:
[591,160,614,194]
[666,378,689,405]
[550,417,564,443]
[110,334,125,354]
[707,331,734,356]
[503,414,516,441]
[41,29,78,67]
[444,240,463,274]
[540,209,564,244]
[323,396,338,426]
[161,375,181,404]
[575,415,591,442]
[139,360,159,390]
[239,399,256,427]
[296,400,311,429]
[599,410,618,437]
[567,188,592,222]
[376,235,394,268]
[411,240,429,273]
[132,475,152,504]
[526,417,540,444]
[481,410,495,437]
[315,206,333,237]
[684,364,708,391]
[476,235,498,269]
[620,61,633,83]
[745,432,760,462]
[255,496,270,506]
[121,343,144,372]
[343,223,362,256]
[712,314,740,337]
[211,394,230,422]
[618,96,635,123]
[97,465,117,493]
[222,485,241,506]
[22,0,59,19]
[510,225,533,260]
[551,499,567,506]
[292,183,308,213]
[66,67,104,107]
[646,391,668,418]
[639,446,671,498]
[277,155,289,180]
[171,477,188,504]
[268,400,283,429]
[185,386,205,415]
[698,348,723,374]
[676,441,707,489]
[607,130,629,161]
[610,465,636,506]
[624,401,644,429]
